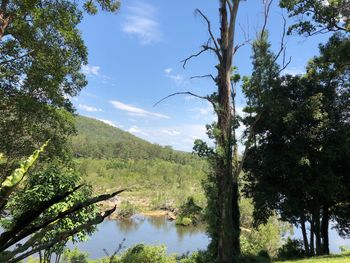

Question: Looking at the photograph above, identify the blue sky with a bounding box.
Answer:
[74,0,329,152]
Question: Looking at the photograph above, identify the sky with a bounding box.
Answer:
[74,0,330,152]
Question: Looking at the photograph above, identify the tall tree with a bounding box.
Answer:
[0,0,120,176]
[280,0,350,35]
[243,32,350,257]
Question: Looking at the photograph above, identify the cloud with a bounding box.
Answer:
[78,104,103,112]
[98,119,122,128]
[128,126,149,136]
[164,68,172,74]
[109,100,169,119]
[164,67,185,85]
[161,129,180,136]
[122,2,161,44]
[81,65,100,76]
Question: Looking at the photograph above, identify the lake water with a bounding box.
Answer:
[71,215,350,259]
[72,215,209,259]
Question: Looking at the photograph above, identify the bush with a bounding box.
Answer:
[178,250,211,263]
[117,244,176,263]
[117,201,137,218]
[277,238,305,260]
[175,217,192,226]
[176,197,203,226]
[63,247,89,263]
[340,245,350,254]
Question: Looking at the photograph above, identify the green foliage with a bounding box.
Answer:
[178,250,210,263]
[3,162,99,260]
[339,245,350,254]
[0,140,48,207]
[63,247,89,263]
[176,197,203,226]
[72,117,208,211]
[72,116,201,165]
[280,0,350,35]
[116,244,176,263]
[175,217,192,226]
[117,201,138,218]
[240,199,288,258]
[277,238,306,260]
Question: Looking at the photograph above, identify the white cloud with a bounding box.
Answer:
[109,100,169,119]
[122,2,161,44]
[128,126,149,136]
[164,67,185,85]
[164,68,173,74]
[78,104,103,112]
[161,129,180,136]
[81,65,100,76]
[98,119,122,128]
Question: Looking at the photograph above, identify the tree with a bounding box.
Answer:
[0,143,125,263]
[280,0,350,35]
[0,0,120,175]
[243,33,350,257]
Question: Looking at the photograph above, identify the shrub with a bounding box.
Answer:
[176,197,203,226]
[340,245,350,254]
[117,201,137,218]
[63,247,89,263]
[277,238,305,260]
[118,244,176,263]
[176,217,192,226]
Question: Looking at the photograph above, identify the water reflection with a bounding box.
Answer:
[72,215,209,259]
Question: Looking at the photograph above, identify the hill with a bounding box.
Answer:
[71,115,197,164]
[70,115,207,212]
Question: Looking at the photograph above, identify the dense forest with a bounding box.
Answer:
[0,0,349,263]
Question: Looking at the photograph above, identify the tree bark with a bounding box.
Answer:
[216,1,240,262]
[321,205,330,255]
[310,219,315,256]
[314,210,322,255]
[301,216,310,256]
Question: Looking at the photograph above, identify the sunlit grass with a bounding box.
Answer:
[275,253,350,263]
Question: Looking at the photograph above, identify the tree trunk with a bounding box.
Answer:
[314,211,322,255]
[301,216,310,256]
[321,205,330,255]
[216,1,240,262]
[310,219,315,256]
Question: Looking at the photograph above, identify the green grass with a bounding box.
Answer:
[275,253,350,263]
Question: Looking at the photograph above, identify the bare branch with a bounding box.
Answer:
[154,91,217,113]
[226,0,233,14]
[278,56,292,75]
[260,0,273,39]
[190,74,216,83]
[195,9,221,60]
[181,39,219,69]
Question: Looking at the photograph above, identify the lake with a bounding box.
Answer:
[71,215,350,259]
[72,215,209,259]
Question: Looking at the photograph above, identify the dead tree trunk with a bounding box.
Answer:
[216,1,241,262]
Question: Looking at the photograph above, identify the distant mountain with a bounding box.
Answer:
[71,115,197,164]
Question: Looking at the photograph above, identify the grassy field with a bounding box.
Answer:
[275,253,350,263]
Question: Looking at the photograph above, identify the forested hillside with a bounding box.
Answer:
[70,115,207,211]
[71,115,198,164]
